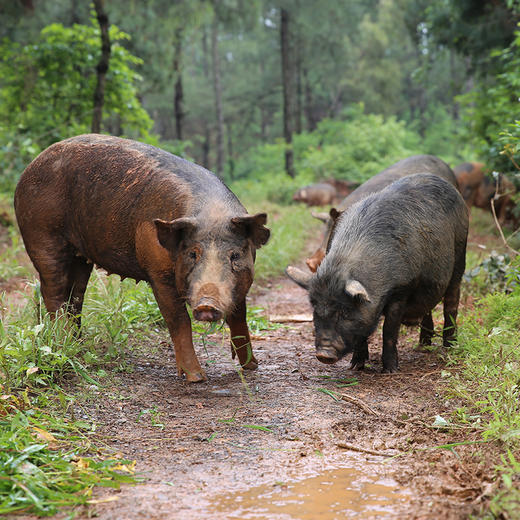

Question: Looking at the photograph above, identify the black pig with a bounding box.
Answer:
[305,155,459,272]
[287,173,468,373]
[15,134,270,383]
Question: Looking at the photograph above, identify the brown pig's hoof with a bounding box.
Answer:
[382,366,398,374]
[241,357,258,371]
[184,370,208,383]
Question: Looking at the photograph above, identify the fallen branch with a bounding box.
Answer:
[336,441,395,457]
[490,185,519,256]
[338,392,380,416]
[269,314,313,323]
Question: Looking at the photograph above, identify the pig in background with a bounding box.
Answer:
[453,162,485,208]
[305,155,459,272]
[287,173,469,373]
[14,134,270,383]
[292,179,359,207]
[292,182,338,206]
[454,161,518,226]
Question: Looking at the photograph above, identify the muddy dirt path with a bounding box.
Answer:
[54,282,492,519]
[8,216,503,520]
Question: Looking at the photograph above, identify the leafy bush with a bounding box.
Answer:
[458,28,520,175]
[0,20,154,191]
[231,104,433,203]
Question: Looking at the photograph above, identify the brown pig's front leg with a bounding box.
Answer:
[151,281,207,382]
[226,299,258,370]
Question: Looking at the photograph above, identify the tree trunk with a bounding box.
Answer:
[202,28,211,169]
[303,66,316,131]
[295,23,303,134]
[173,28,184,141]
[226,121,235,179]
[211,14,224,178]
[91,0,110,134]
[280,7,295,178]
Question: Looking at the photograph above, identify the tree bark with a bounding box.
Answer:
[211,14,224,178]
[173,28,184,141]
[280,8,295,177]
[202,28,211,169]
[295,22,303,134]
[303,67,316,131]
[91,0,110,134]
[226,121,235,179]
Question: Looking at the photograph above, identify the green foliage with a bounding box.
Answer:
[464,251,517,294]
[446,285,520,517]
[231,106,428,202]
[457,28,520,174]
[447,296,520,483]
[0,19,154,190]
[299,108,421,184]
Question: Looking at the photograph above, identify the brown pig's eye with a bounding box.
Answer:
[230,252,240,262]
[189,251,197,260]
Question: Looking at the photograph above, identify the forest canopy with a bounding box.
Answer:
[0,0,519,189]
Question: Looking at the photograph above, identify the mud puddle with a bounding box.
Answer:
[210,465,410,519]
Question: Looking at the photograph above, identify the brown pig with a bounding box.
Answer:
[14,134,270,383]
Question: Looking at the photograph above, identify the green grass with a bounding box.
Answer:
[444,288,520,516]
[242,200,323,282]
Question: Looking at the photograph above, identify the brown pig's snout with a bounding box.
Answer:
[193,297,223,322]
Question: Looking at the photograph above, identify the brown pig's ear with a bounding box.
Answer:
[231,213,270,248]
[154,217,197,251]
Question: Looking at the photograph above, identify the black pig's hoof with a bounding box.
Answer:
[316,348,339,364]
[382,365,398,374]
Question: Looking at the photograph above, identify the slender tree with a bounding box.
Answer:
[173,27,184,140]
[91,0,110,134]
[201,27,211,169]
[211,10,224,177]
[280,7,295,177]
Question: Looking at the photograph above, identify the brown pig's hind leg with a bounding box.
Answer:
[226,299,258,370]
[28,240,91,327]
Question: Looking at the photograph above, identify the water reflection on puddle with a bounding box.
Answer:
[211,467,410,519]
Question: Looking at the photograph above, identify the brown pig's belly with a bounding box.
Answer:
[73,248,149,283]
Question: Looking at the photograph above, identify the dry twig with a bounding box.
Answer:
[338,392,380,416]
[336,441,395,457]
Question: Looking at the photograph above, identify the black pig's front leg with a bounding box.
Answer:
[382,301,405,373]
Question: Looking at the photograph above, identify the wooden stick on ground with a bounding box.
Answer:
[336,441,395,457]
[339,393,380,416]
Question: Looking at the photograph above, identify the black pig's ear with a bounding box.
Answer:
[329,207,342,222]
[285,265,313,290]
[345,279,371,303]
[154,217,197,251]
[231,213,270,248]
[311,211,330,223]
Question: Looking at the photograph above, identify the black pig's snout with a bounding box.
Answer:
[193,298,223,322]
